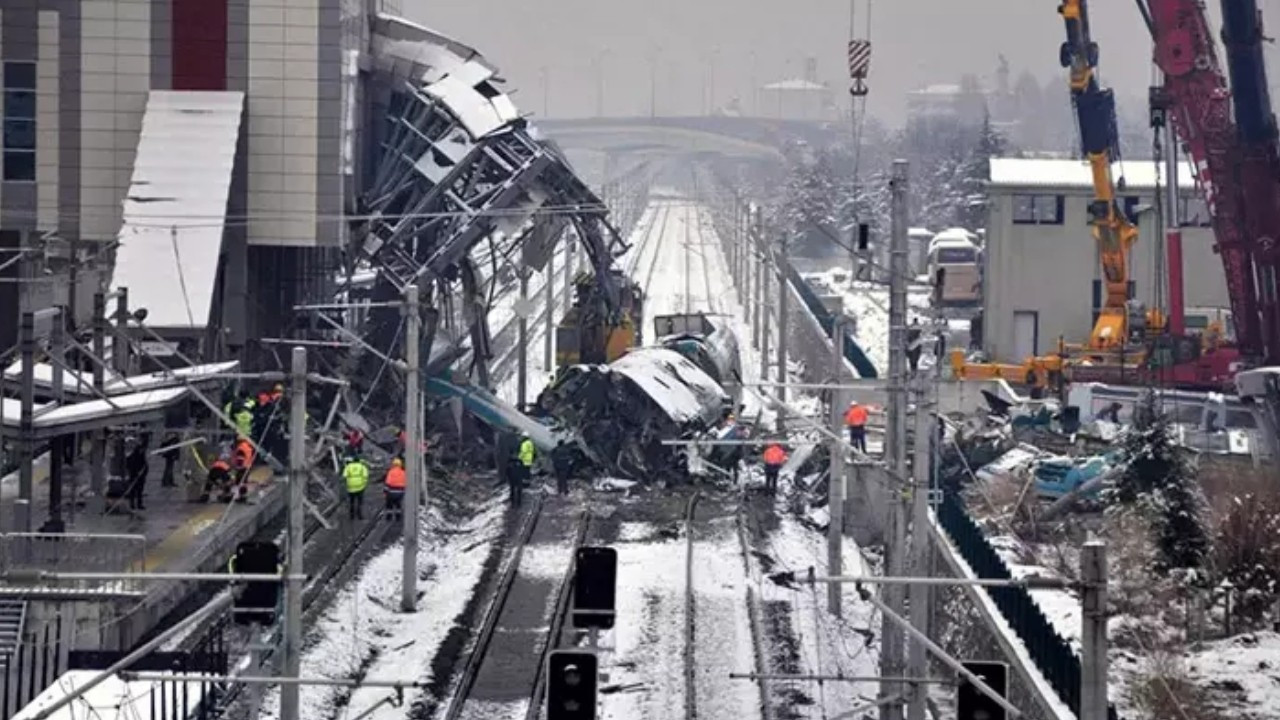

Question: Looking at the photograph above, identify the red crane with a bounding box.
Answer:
[1139,0,1280,370]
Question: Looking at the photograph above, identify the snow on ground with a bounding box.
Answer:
[748,480,883,718]
[595,522,690,720]
[690,516,768,720]
[989,535,1082,651]
[258,500,507,720]
[1117,631,1280,720]
[680,197,883,718]
[801,268,931,373]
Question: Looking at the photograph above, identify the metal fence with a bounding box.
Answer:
[0,615,63,720]
[0,533,147,595]
[782,262,879,379]
[938,490,1123,720]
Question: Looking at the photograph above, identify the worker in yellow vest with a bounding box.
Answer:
[343,455,369,520]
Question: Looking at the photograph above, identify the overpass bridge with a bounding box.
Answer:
[533,115,847,162]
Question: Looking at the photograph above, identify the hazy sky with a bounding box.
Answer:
[405,1,1274,125]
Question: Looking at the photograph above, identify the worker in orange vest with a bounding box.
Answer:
[231,439,254,501]
[844,402,869,453]
[762,442,787,494]
[384,457,407,520]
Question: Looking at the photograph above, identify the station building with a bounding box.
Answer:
[982,157,1229,363]
[0,0,414,360]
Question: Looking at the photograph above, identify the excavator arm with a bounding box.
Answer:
[1059,0,1142,351]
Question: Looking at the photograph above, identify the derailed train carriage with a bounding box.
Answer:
[538,313,744,480]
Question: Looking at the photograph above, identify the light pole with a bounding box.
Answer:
[595,49,609,118]
[540,66,550,117]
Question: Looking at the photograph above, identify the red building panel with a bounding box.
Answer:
[172,0,228,91]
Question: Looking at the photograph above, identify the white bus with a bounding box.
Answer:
[927,228,982,307]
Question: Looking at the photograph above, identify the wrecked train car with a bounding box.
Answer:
[653,313,743,408]
[539,314,743,480]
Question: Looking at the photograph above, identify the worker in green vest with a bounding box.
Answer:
[232,395,255,441]
[342,455,369,520]
[510,433,536,507]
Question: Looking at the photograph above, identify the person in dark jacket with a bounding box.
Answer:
[160,433,180,487]
[125,438,150,510]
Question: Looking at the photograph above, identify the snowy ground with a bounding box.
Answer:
[257,500,507,720]
[798,268,932,374]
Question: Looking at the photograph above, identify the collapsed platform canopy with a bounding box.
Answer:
[2,360,238,397]
[1,387,191,440]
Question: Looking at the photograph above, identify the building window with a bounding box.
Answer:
[3,61,37,182]
[1180,195,1212,227]
[1011,194,1064,225]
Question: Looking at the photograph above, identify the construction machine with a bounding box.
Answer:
[951,0,1251,394]
[554,269,643,368]
[1058,0,1151,354]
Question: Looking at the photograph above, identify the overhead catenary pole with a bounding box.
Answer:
[776,232,789,427]
[111,288,130,495]
[563,237,575,316]
[828,318,847,616]
[281,347,308,720]
[403,284,421,612]
[760,220,772,383]
[517,268,529,410]
[18,311,35,533]
[43,308,67,533]
[544,247,555,372]
[752,207,763,350]
[907,378,932,720]
[882,158,910,720]
[1080,541,1109,720]
[91,292,106,496]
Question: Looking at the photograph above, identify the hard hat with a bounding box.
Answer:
[392,458,403,467]
[274,383,284,391]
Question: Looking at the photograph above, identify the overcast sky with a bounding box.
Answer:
[407,0,1280,126]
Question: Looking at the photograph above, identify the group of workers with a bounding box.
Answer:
[756,400,871,493]
[340,428,411,521]
[198,384,290,503]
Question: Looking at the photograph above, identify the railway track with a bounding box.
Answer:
[440,496,590,720]
[212,501,401,713]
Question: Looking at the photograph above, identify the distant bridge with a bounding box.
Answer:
[533,115,846,160]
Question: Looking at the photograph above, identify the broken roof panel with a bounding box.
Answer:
[424,75,508,140]
[112,91,245,329]
[1,387,189,440]
[3,360,238,397]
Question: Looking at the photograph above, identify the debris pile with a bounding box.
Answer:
[537,347,730,480]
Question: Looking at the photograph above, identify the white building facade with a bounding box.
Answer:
[983,157,1229,362]
[0,0,403,357]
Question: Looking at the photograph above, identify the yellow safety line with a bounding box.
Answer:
[139,467,278,572]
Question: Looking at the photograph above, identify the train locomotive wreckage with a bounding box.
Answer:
[537,314,746,480]
[312,19,746,483]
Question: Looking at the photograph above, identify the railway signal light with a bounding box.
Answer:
[546,650,598,720]
[957,661,1008,720]
[572,546,617,629]
[856,223,870,251]
[229,541,280,625]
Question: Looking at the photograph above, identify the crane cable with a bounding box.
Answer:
[848,0,872,186]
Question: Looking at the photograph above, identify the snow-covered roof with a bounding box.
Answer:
[2,360,237,396]
[989,157,1198,192]
[1,387,189,439]
[113,91,244,329]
